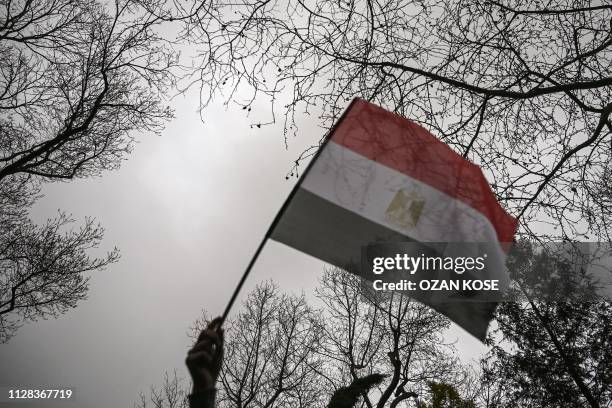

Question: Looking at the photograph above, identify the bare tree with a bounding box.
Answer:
[477,241,612,408]
[142,273,472,407]
[183,0,612,242]
[465,362,508,408]
[0,0,178,341]
[135,371,189,408]
[0,212,118,342]
[0,0,176,181]
[202,281,326,408]
[316,268,470,408]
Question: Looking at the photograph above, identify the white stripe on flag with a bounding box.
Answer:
[300,140,509,287]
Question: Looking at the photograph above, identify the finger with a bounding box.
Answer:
[191,337,220,354]
[208,316,223,331]
[209,328,222,348]
[190,341,211,354]
[195,329,221,349]
[186,350,214,366]
[197,318,223,343]
[193,328,223,351]
[196,327,218,344]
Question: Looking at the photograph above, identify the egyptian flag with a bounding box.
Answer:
[269,98,517,340]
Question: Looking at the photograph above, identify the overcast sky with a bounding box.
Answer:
[0,79,487,408]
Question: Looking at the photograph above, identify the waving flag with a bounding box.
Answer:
[268,98,517,340]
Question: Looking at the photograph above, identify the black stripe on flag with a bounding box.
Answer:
[270,187,417,272]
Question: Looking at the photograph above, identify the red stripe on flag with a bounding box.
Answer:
[330,99,517,244]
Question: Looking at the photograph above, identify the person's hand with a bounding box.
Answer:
[186,316,224,393]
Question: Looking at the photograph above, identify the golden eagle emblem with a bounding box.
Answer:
[385,188,425,229]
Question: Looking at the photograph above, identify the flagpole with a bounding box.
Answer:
[221,235,268,323]
[219,98,361,324]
